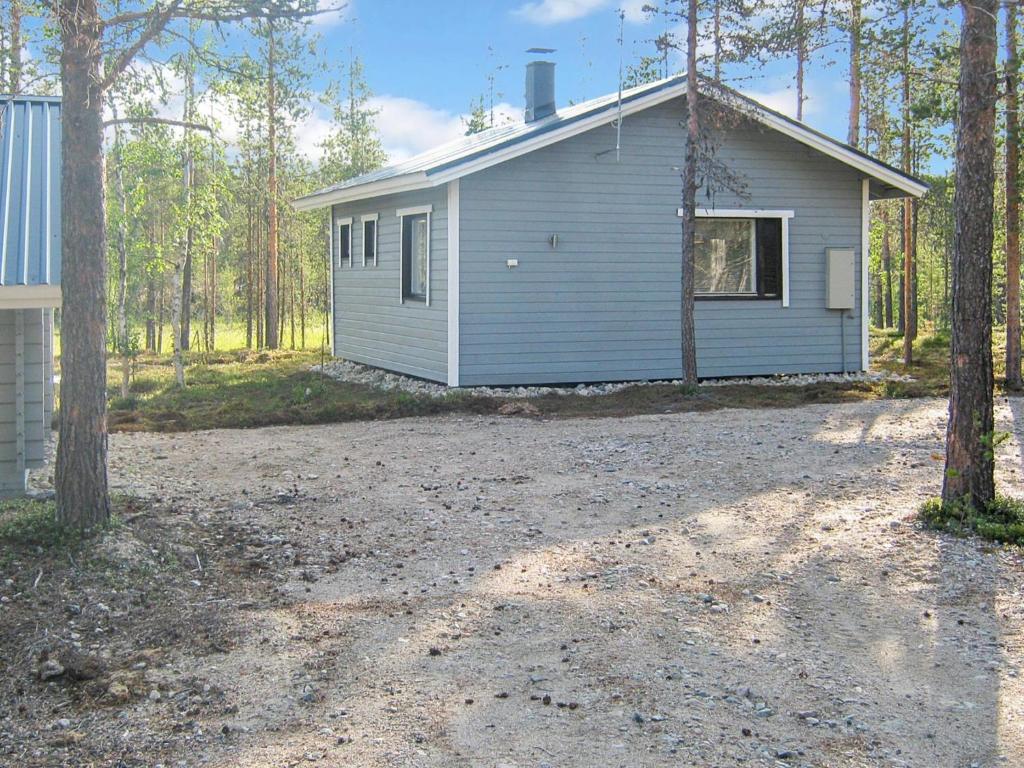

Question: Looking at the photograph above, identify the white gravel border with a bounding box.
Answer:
[315,359,914,400]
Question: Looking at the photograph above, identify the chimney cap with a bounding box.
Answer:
[526,47,557,54]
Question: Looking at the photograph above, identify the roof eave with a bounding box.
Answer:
[292,171,432,212]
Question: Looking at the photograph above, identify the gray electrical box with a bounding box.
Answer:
[826,248,856,310]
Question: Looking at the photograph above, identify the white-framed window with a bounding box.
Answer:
[361,213,379,267]
[335,217,352,268]
[678,208,793,306]
[397,205,432,304]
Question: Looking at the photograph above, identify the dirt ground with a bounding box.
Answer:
[6,398,1024,767]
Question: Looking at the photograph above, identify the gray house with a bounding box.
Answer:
[295,66,926,387]
[0,95,61,496]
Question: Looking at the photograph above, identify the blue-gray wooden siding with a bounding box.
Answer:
[0,308,52,495]
[330,187,448,382]
[457,98,866,385]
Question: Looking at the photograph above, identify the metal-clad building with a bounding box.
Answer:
[0,95,61,497]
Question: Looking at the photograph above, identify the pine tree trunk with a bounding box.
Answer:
[300,255,306,350]
[901,4,915,365]
[146,274,156,352]
[246,202,254,349]
[9,0,21,93]
[680,0,699,386]
[795,0,806,121]
[943,0,998,509]
[55,0,111,530]
[847,0,861,147]
[265,21,280,350]
[1006,2,1022,389]
[171,260,186,388]
[112,123,130,399]
[872,272,884,328]
[882,210,894,328]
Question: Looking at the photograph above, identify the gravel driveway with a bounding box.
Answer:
[109,398,1024,768]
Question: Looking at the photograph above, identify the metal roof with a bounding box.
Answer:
[294,74,927,211]
[0,95,61,288]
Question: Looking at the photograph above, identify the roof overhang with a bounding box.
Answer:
[293,77,927,212]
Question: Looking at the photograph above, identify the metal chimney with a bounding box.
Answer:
[525,61,556,123]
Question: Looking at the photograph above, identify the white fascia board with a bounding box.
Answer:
[295,78,925,211]
[861,178,871,370]
[428,84,690,186]
[689,208,795,218]
[292,171,432,211]
[396,204,433,217]
[0,285,61,308]
[447,180,460,387]
[748,109,928,198]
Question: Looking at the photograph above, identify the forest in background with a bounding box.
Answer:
[0,2,993,372]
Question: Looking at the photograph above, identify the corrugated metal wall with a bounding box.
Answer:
[0,96,62,288]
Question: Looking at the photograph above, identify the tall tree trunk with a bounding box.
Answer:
[180,53,196,352]
[901,3,916,365]
[299,253,306,350]
[8,0,21,93]
[680,0,699,385]
[111,120,130,399]
[1006,2,1022,389]
[171,261,185,388]
[146,272,156,353]
[55,0,111,529]
[712,0,721,81]
[882,209,894,327]
[872,272,884,327]
[795,0,806,121]
[246,203,254,349]
[847,0,861,147]
[265,20,280,350]
[210,232,217,351]
[943,0,998,509]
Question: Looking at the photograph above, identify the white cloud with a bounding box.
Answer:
[513,0,609,24]
[367,96,520,162]
[740,85,818,121]
[514,0,654,25]
[313,0,353,28]
[620,0,652,23]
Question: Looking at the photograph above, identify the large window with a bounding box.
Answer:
[693,214,786,300]
[401,212,430,301]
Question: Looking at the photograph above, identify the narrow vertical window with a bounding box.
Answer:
[362,217,377,266]
[337,220,352,268]
[402,213,430,301]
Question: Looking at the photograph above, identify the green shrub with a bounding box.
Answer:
[919,495,1024,546]
[0,500,79,548]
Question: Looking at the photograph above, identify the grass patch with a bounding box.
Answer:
[919,495,1024,546]
[95,326,971,434]
[0,499,81,549]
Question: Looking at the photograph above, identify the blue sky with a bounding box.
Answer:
[298,0,872,163]
[20,1,953,171]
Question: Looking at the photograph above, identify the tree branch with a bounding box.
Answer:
[103,116,213,132]
[100,0,185,92]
